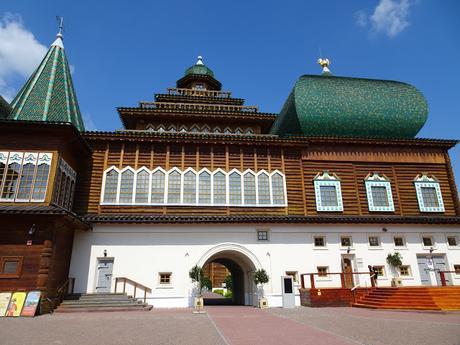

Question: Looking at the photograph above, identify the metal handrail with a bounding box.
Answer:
[300,271,377,290]
[114,277,152,303]
[438,271,457,286]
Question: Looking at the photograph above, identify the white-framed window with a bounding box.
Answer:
[167,169,181,204]
[393,236,406,248]
[100,166,287,207]
[151,169,166,204]
[159,272,172,285]
[399,265,411,276]
[119,168,135,203]
[257,172,271,205]
[135,169,150,204]
[373,266,385,277]
[314,236,326,247]
[368,236,381,247]
[447,235,458,248]
[0,151,53,203]
[422,235,434,248]
[229,170,242,205]
[213,170,227,204]
[414,174,445,212]
[313,171,343,212]
[257,230,269,241]
[183,169,197,204]
[243,171,256,205]
[198,170,211,204]
[365,173,395,212]
[340,236,352,248]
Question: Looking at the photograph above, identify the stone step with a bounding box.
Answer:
[55,305,153,313]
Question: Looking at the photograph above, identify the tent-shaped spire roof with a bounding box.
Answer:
[9,21,85,131]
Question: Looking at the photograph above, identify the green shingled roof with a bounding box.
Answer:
[184,56,215,77]
[0,95,11,119]
[9,35,85,131]
[270,74,428,138]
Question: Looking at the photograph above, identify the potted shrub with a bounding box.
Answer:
[254,269,269,308]
[386,252,403,287]
[189,265,205,312]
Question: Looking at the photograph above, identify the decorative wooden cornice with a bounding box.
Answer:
[83,214,460,225]
[138,102,259,113]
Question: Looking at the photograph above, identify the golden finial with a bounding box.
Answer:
[317,58,331,75]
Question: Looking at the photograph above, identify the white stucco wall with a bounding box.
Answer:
[68,223,460,308]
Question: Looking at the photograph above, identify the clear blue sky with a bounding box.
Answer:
[1,0,459,180]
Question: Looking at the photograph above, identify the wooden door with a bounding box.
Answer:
[343,258,354,288]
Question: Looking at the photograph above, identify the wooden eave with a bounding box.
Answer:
[176,74,222,90]
[82,130,458,149]
[0,205,92,230]
[154,94,245,106]
[83,214,460,225]
[118,107,277,129]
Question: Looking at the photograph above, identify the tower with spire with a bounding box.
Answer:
[8,17,85,131]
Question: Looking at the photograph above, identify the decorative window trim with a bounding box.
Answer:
[314,171,343,212]
[0,151,53,203]
[313,235,327,249]
[158,272,172,286]
[414,174,445,213]
[364,173,395,212]
[399,265,411,277]
[100,166,287,207]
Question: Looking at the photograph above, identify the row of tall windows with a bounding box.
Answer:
[314,171,445,213]
[0,152,53,202]
[101,167,287,207]
[53,158,77,210]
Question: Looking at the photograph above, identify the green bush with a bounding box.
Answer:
[224,290,233,298]
[254,269,269,286]
[213,289,224,295]
[386,252,403,268]
[201,277,212,291]
[224,275,233,291]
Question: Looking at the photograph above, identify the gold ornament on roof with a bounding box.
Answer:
[317,58,331,74]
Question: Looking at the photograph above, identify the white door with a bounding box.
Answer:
[417,256,432,286]
[96,258,114,293]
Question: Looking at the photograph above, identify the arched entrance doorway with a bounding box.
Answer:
[197,243,261,306]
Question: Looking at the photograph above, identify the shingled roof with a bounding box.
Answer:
[8,29,85,131]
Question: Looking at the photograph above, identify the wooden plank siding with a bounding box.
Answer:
[79,138,459,217]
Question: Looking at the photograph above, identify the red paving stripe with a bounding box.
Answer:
[206,306,358,345]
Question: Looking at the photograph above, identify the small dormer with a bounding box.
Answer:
[176,56,222,91]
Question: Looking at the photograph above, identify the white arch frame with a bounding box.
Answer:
[256,170,271,205]
[270,169,288,206]
[182,167,198,205]
[134,167,151,204]
[119,166,136,204]
[198,168,212,205]
[228,168,243,206]
[166,167,182,205]
[212,168,227,205]
[151,167,167,204]
[197,242,262,270]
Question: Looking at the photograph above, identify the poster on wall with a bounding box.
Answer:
[0,292,12,317]
[21,291,41,317]
[6,292,26,317]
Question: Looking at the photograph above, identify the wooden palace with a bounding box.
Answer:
[0,28,459,313]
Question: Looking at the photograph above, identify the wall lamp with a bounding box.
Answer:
[103,249,107,257]
[28,224,36,236]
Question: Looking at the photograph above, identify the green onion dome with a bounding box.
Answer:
[271,74,428,138]
[184,56,215,77]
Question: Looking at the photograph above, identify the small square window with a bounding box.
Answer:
[368,236,380,247]
[257,230,269,241]
[447,236,458,247]
[285,271,298,282]
[373,266,385,277]
[399,265,410,276]
[422,237,433,247]
[341,236,352,247]
[317,266,328,277]
[0,256,23,277]
[159,272,171,284]
[394,237,405,247]
[314,237,325,247]
[454,265,460,274]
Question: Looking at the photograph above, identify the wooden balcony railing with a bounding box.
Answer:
[166,88,232,98]
[115,277,152,303]
[139,101,258,113]
[300,272,376,290]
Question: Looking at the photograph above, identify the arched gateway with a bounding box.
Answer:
[197,243,262,306]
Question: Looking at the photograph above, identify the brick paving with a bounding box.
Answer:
[0,306,459,345]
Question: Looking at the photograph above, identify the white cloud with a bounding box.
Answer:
[83,112,97,131]
[0,13,47,102]
[355,0,412,38]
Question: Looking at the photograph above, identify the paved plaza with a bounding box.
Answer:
[0,306,459,345]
